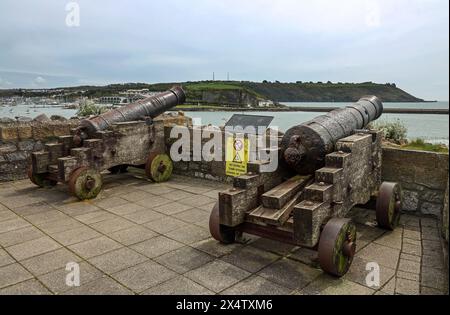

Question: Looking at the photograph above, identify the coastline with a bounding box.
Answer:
[175,106,449,115]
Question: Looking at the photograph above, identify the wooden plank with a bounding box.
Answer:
[261,175,312,209]
[31,151,49,174]
[58,157,79,182]
[293,200,332,248]
[247,190,303,226]
[45,143,64,164]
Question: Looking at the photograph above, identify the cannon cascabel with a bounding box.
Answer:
[280,95,383,175]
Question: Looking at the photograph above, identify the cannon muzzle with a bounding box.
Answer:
[281,95,383,175]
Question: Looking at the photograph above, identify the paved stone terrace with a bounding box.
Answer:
[0,172,448,295]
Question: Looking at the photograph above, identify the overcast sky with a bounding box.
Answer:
[0,0,448,100]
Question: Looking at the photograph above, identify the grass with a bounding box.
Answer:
[402,139,449,153]
[185,82,244,91]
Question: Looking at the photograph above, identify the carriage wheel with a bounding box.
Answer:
[68,167,103,200]
[28,165,57,188]
[376,182,402,230]
[108,165,128,174]
[318,218,357,277]
[145,153,173,183]
[209,202,236,244]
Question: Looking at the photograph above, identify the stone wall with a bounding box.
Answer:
[382,148,448,217]
[443,180,449,242]
[0,120,79,181]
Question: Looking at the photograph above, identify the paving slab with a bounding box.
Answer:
[52,226,102,246]
[66,277,134,295]
[0,217,31,234]
[68,236,123,259]
[21,248,82,276]
[131,235,184,258]
[6,236,61,261]
[142,276,213,295]
[250,238,298,256]
[356,242,400,269]
[24,210,69,225]
[221,275,292,295]
[257,258,321,290]
[112,260,177,293]
[343,256,396,290]
[144,216,188,234]
[88,247,148,274]
[0,263,33,289]
[37,261,104,294]
[123,209,165,224]
[154,246,214,274]
[164,225,211,245]
[421,266,448,291]
[74,211,118,224]
[396,277,420,295]
[185,260,251,293]
[374,229,402,249]
[222,246,280,273]
[0,210,17,222]
[192,238,243,258]
[0,279,51,295]
[0,248,14,267]
[37,218,85,234]
[0,226,45,247]
[109,225,158,246]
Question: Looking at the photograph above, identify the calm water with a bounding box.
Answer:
[1,102,448,145]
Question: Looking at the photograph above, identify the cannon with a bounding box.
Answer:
[209,96,403,277]
[28,87,186,200]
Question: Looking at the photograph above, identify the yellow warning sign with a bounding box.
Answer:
[226,137,249,177]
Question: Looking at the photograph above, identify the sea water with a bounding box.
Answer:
[1,102,448,145]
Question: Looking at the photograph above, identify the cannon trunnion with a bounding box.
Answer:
[209,96,403,277]
[28,87,186,200]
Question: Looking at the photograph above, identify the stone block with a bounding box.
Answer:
[0,143,17,154]
[17,140,35,152]
[17,125,33,140]
[422,189,445,204]
[420,202,442,217]
[5,151,27,162]
[0,126,19,141]
[32,124,55,140]
[402,190,419,212]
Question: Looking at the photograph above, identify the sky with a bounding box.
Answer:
[0,0,448,100]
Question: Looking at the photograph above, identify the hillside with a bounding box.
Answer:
[239,81,424,102]
[0,81,424,103]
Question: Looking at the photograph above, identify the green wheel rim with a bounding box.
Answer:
[145,153,173,183]
[319,218,357,277]
[69,167,103,200]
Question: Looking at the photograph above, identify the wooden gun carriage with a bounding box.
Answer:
[28,87,186,200]
[209,96,403,277]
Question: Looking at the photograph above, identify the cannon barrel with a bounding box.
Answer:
[281,95,383,175]
[77,86,186,137]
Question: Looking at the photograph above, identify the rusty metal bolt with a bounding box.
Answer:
[85,177,95,191]
[343,241,356,258]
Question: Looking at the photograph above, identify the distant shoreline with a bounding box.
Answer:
[175,106,449,115]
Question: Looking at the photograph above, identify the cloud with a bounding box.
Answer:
[0,0,448,100]
[0,76,12,87]
[33,76,47,85]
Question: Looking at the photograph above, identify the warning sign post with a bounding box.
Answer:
[225,137,249,177]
